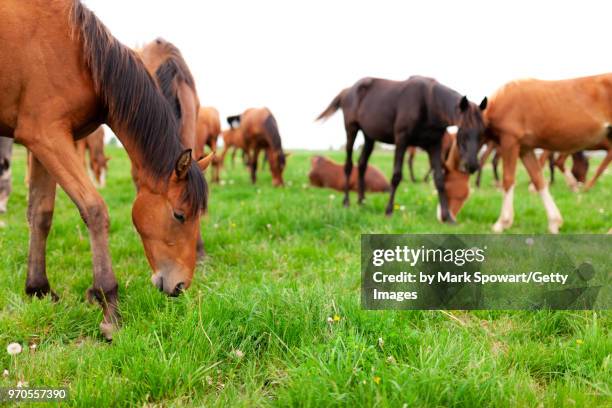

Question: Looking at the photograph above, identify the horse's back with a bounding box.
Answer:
[487,75,612,151]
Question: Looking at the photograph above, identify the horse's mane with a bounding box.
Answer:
[69,1,206,214]
[148,38,197,123]
[263,113,283,151]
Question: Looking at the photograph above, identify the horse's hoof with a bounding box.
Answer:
[385,209,394,217]
[492,222,504,233]
[26,285,58,301]
[99,322,118,342]
[445,217,457,225]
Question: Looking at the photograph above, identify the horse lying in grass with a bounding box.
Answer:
[317,76,487,222]
[485,74,612,233]
[0,137,13,214]
[309,155,390,192]
[0,0,212,340]
[75,126,109,188]
[239,107,288,187]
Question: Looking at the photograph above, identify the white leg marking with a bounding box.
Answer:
[539,186,563,234]
[492,184,514,233]
[436,203,442,223]
[100,169,107,189]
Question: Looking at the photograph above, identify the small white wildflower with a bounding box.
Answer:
[213,223,219,229]
[599,208,605,214]
[220,180,226,186]
[525,237,534,246]
[399,205,406,212]
[386,355,397,364]
[329,194,335,200]
[233,349,244,359]
[229,179,235,185]
[2,369,8,377]
[266,224,272,229]
[302,183,308,189]
[0,220,5,228]
[378,337,384,348]
[287,180,293,186]
[29,343,37,350]
[16,381,28,388]
[326,316,334,324]
[6,343,22,356]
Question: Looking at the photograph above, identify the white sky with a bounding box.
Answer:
[86,0,612,149]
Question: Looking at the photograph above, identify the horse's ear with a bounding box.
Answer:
[459,96,469,112]
[175,149,192,180]
[479,97,488,111]
[197,152,215,171]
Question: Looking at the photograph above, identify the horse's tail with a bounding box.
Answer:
[316,89,347,121]
[226,114,241,129]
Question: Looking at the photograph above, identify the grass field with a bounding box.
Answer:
[0,145,610,407]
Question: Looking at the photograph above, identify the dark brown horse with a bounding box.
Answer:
[317,76,487,222]
[0,1,212,339]
[309,155,390,192]
[239,107,288,186]
[0,136,13,214]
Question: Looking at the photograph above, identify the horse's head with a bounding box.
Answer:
[269,150,289,187]
[437,133,470,223]
[132,149,213,296]
[455,96,487,174]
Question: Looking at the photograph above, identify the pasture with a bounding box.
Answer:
[0,145,610,407]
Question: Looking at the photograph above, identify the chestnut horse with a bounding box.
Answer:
[309,155,390,192]
[485,74,612,233]
[0,1,212,339]
[220,127,248,168]
[317,76,487,222]
[75,126,109,188]
[0,137,13,214]
[139,38,209,261]
[239,107,288,186]
[196,106,221,182]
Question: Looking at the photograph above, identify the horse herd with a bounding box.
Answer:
[0,1,609,339]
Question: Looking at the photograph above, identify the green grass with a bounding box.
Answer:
[0,145,610,407]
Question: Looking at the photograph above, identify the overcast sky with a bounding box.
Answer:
[87,0,612,149]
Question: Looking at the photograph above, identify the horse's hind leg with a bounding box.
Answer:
[0,137,13,213]
[521,149,562,233]
[342,126,358,207]
[21,125,119,340]
[475,142,494,188]
[249,147,260,184]
[492,140,519,233]
[583,149,611,191]
[384,137,408,216]
[357,136,375,204]
[492,150,501,185]
[556,153,578,191]
[25,155,58,300]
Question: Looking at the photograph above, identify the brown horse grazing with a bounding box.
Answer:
[195,106,221,182]
[0,1,213,339]
[317,76,487,222]
[239,107,288,186]
[76,126,109,188]
[0,137,13,214]
[485,74,612,233]
[139,38,208,261]
[309,155,390,192]
[220,127,248,168]
[438,132,471,221]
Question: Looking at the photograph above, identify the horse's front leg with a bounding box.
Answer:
[520,149,563,233]
[357,136,375,204]
[21,124,119,340]
[428,143,454,224]
[492,140,519,233]
[25,155,58,300]
[584,148,611,191]
[384,138,408,216]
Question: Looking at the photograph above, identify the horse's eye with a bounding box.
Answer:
[173,211,185,223]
